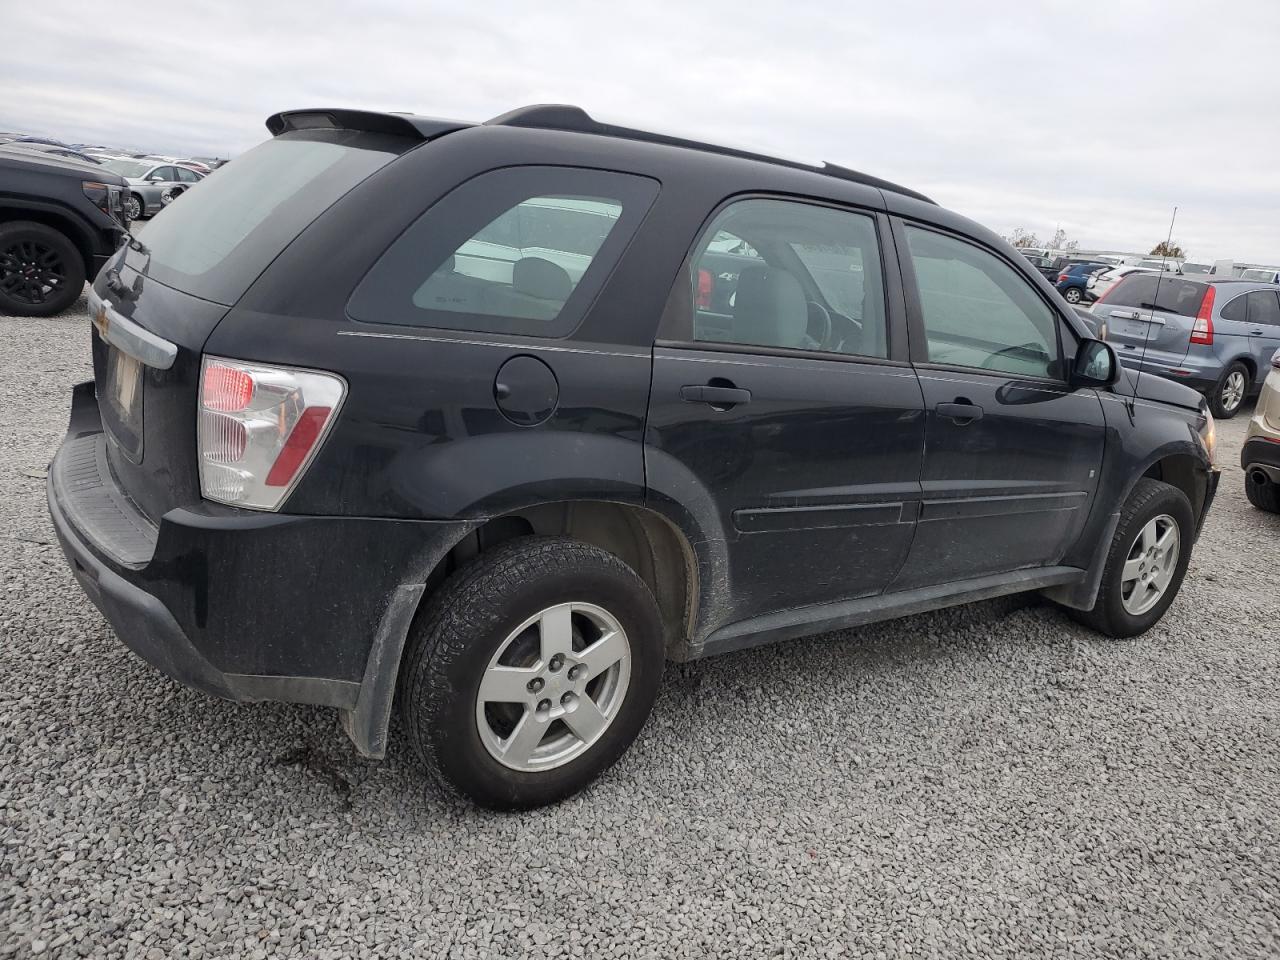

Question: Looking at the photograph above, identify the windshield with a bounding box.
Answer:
[100,158,151,178]
[1180,263,1212,275]
[1241,269,1276,282]
[138,131,404,305]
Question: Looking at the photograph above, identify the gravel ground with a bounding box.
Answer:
[2,297,1279,959]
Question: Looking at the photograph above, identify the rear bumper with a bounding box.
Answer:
[1116,352,1217,393]
[1241,437,1280,474]
[47,381,475,754]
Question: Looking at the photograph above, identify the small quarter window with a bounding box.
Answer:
[349,167,658,337]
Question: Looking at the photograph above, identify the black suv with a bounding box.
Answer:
[0,147,129,316]
[48,106,1220,809]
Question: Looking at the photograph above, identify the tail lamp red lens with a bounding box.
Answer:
[1190,286,1215,345]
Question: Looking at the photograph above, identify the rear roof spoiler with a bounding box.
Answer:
[266,109,471,141]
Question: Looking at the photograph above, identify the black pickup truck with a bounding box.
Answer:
[0,147,129,316]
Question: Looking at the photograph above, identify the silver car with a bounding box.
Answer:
[98,157,204,219]
[1092,275,1280,418]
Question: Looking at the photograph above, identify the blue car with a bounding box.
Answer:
[1055,261,1112,304]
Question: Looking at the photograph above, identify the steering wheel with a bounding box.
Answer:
[806,301,834,351]
[981,342,1051,371]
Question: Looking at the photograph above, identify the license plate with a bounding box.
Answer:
[101,346,145,461]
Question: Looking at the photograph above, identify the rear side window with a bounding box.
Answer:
[141,131,405,305]
[682,198,889,359]
[349,167,658,337]
[1248,290,1280,326]
[1105,274,1207,318]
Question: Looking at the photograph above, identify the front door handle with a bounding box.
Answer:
[1250,329,1266,336]
[937,401,983,423]
[680,384,752,408]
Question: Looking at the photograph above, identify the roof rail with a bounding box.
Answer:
[486,104,935,205]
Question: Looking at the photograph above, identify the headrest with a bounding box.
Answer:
[513,257,572,302]
[733,264,808,348]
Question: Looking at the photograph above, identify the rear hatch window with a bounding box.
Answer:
[1103,274,1207,318]
[137,130,408,305]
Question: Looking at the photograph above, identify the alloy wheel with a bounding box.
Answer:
[126,195,142,220]
[1120,514,1180,615]
[1064,287,1082,303]
[0,239,67,306]
[475,602,631,772]
[1221,371,1246,413]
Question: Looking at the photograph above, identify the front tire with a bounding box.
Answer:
[398,536,665,809]
[126,193,144,220]
[1069,478,1194,638]
[1209,362,1249,419]
[0,221,85,317]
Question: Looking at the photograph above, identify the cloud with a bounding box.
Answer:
[3,0,1278,262]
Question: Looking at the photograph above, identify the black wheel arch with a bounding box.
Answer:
[0,201,99,281]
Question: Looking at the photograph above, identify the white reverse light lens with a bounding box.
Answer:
[198,356,346,511]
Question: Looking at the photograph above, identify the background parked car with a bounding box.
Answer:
[1240,267,1280,284]
[0,146,129,315]
[98,157,204,219]
[1093,275,1280,417]
[5,141,103,165]
[1087,265,1158,302]
[1055,261,1111,304]
[1242,349,1280,512]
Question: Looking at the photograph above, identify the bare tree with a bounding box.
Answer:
[1150,240,1186,259]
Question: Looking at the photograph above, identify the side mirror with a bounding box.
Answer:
[1071,338,1120,387]
[146,173,164,182]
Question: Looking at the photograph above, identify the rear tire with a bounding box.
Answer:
[1209,362,1249,419]
[398,536,665,809]
[0,221,85,317]
[1063,286,1083,304]
[1069,478,1194,638]
[1245,470,1280,513]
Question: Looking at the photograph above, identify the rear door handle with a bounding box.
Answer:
[937,401,983,423]
[680,384,752,407]
[1251,329,1266,336]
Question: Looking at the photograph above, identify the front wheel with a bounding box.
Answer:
[1069,478,1194,638]
[0,221,86,317]
[398,536,665,809]
[1063,286,1083,304]
[126,193,144,221]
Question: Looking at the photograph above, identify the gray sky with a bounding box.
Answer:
[5,1,1279,263]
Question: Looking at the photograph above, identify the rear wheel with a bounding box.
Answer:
[398,536,665,809]
[1063,286,1083,304]
[1210,362,1249,419]
[1069,478,1194,638]
[1245,469,1280,513]
[0,221,85,317]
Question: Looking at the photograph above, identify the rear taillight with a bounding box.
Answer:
[695,268,714,309]
[1190,286,1216,345]
[198,357,346,511]
[1058,272,1070,282]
